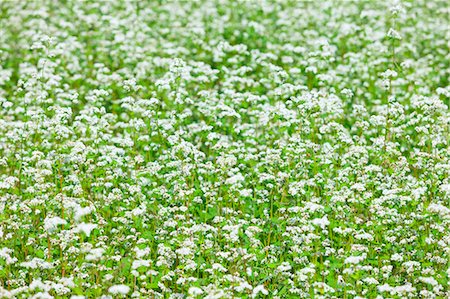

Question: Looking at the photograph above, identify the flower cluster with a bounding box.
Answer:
[0,1,449,298]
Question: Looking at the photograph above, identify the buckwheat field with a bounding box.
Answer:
[0,0,449,298]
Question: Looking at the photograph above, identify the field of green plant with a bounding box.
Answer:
[0,0,449,298]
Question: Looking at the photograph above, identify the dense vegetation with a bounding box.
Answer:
[0,1,449,298]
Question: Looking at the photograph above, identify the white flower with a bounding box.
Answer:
[188,287,203,296]
[311,215,330,229]
[85,248,104,261]
[419,277,438,286]
[345,254,366,265]
[387,28,402,40]
[252,285,268,298]
[0,176,18,189]
[134,247,150,258]
[30,292,53,299]
[108,284,130,295]
[74,223,97,237]
[20,258,53,270]
[391,253,403,262]
[427,203,450,216]
[0,248,17,265]
[176,247,192,256]
[43,216,67,232]
[354,232,374,241]
[363,277,379,285]
[74,206,93,222]
[132,259,150,269]
[212,263,227,272]
[226,173,245,185]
